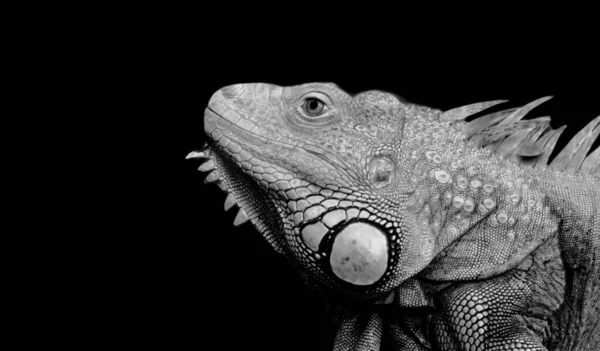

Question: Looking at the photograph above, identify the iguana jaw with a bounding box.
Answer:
[199,103,300,227]
[191,139,295,255]
[197,141,267,221]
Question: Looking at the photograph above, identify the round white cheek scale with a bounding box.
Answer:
[329,222,388,286]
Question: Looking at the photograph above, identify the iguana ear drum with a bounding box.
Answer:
[329,222,389,286]
[368,156,395,188]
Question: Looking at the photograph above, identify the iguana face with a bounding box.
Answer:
[197,82,431,299]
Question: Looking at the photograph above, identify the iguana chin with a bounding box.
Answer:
[188,82,600,351]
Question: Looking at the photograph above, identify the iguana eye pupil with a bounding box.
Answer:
[303,98,325,116]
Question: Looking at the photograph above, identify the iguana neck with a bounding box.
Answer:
[534,170,599,241]
[397,114,566,281]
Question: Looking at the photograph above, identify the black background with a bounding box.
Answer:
[171,30,598,350]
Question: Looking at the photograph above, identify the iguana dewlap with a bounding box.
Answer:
[188,83,600,351]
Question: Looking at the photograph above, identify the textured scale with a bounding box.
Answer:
[188,82,600,350]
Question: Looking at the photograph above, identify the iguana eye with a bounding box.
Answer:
[302,97,326,117]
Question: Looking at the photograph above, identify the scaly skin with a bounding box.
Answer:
[191,83,600,350]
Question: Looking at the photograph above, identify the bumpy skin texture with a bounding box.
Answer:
[190,83,600,350]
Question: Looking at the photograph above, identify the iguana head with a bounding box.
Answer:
[191,82,437,299]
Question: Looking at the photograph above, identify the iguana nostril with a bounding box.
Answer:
[330,222,388,286]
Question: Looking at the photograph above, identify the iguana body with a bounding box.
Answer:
[188,83,600,350]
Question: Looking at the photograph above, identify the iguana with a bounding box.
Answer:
[187,82,599,351]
